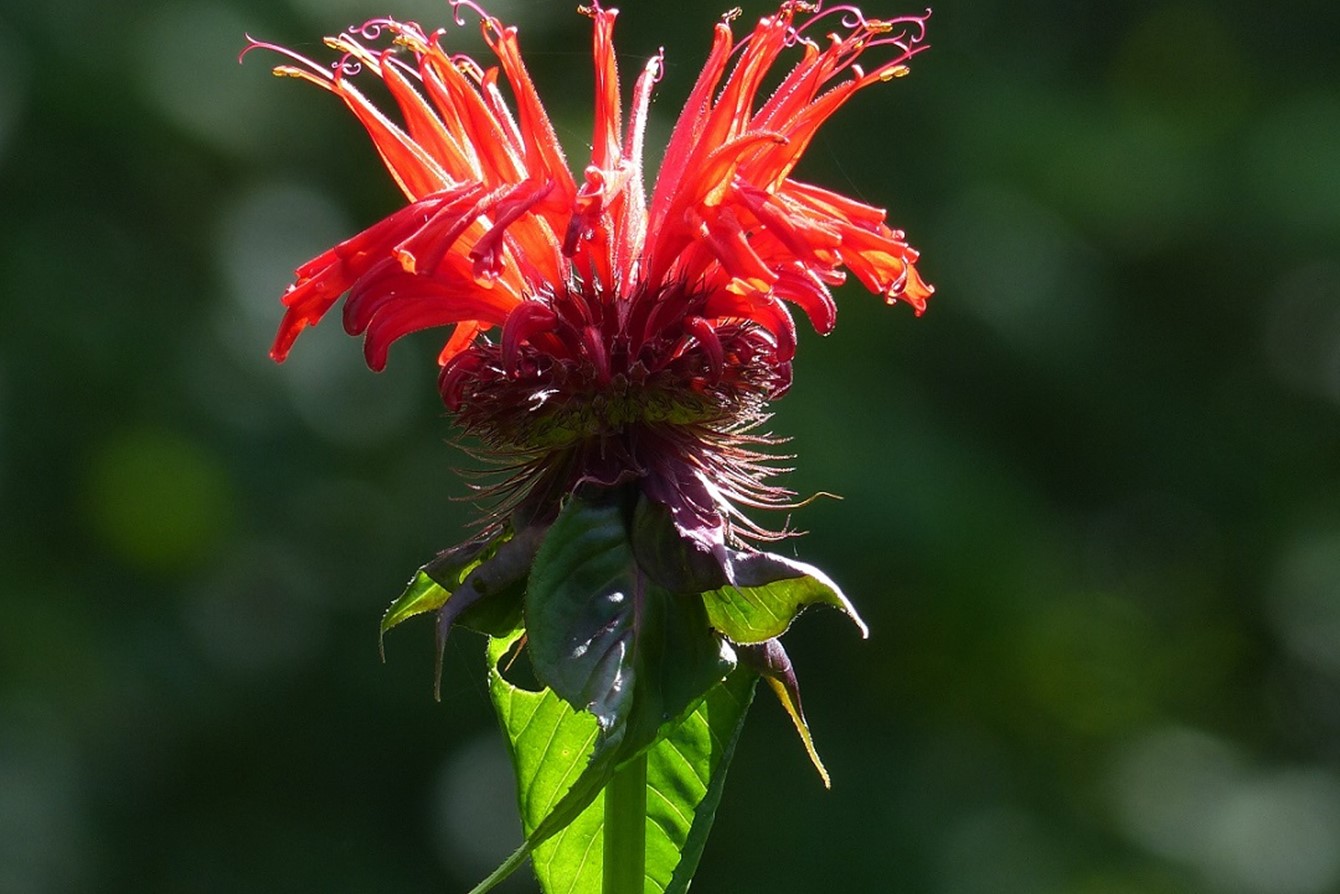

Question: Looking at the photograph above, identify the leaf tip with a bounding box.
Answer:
[853,612,871,639]
[467,839,535,894]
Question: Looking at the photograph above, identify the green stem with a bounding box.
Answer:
[602,752,647,894]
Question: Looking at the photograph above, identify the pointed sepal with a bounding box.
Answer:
[739,637,831,787]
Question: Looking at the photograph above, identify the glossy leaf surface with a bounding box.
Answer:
[525,494,733,748]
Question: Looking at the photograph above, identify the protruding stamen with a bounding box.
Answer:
[351,17,399,40]
[449,0,501,34]
[239,35,334,82]
[333,55,363,78]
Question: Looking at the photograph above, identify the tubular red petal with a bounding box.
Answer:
[750,36,826,128]
[614,51,661,283]
[644,130,786,286]
[564,164,631,260]
[500,300,558,374]
[270,303,317,362]
[469,179,557,282]
[780,178,887,228]
[897,261,934,314]
[697,9,792,153]
[291,198,430,283]
[437,347,485,410]
[438,320,485,366]
[647,19,734,233]
[271,200,452,361]
[704,290,797,363]
[342,257,409,334]
[697,207,778,292]
[476,20,576,206]
[328,73,451,201]
[684,316,724,381]
[773,263,838,334]
[584,4,622,174]
[376,51,466,181]
[388,183,489,275]
[345,262,517,341]
[736,183,841,265]
[362,291,511,370]
[478,66,529,169]
[742,81,863,190]
[419,53,522,183]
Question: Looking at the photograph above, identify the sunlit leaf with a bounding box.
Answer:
[654,669,756,894]
[379,533,505,650]
[702,551,869,644]
[487,628,613,884]
[470,492,756,894]
[480,624,757,894]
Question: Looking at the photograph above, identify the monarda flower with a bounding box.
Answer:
[247,3,930,872]
[249,0,929,534]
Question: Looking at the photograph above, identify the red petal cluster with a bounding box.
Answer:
[247,1,932,380]
[247,2,932,542]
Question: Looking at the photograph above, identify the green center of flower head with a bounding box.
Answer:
[525,378,724,446]
[462,371,728,453]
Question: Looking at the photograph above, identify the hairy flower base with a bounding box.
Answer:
[442,277,797,542]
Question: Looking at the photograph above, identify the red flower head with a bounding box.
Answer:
[246,1,932,556]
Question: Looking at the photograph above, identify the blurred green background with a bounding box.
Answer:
[3,0,1340,891]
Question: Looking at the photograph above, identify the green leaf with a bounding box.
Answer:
[481,624,757,894]
[381,528,540,699]
[526,493,733,749]
[487,627,613,851]
[379,534,504,651]
[701,551,869,644]
[653,669,757,894]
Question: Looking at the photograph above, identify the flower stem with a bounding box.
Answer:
[602,752,647,894]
